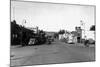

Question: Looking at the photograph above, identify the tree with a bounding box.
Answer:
[11,20,34,45]
[58,30,65,34]
[11,20,21,45]
[90,25,95,31]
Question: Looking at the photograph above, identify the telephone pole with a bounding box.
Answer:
[80,20,86,39]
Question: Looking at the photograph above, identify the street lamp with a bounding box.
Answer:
[22,19,27,27]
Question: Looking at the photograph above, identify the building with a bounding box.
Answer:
[58,27,82,43]
[75,27,82,43]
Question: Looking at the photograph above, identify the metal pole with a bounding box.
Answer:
[84,23,86,40]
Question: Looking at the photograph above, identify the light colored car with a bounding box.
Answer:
[87,38,95,44]
[68,39,74,44]
[28,38,37,45]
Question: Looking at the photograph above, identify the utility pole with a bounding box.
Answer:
[21,19,27,46]
[80,20,86,40]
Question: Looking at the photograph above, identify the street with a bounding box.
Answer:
[10,40,95,66]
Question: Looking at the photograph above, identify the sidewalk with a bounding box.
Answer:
[59,41,95,47]
[10,45,22,49]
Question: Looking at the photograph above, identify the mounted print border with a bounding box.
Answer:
[10,0,96,67]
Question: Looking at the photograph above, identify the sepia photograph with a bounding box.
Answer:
[10,0,95,67]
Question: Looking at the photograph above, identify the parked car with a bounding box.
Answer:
[87,38,95,44]
[28,35,46,45]
[28,38,37,45]
[68,38,74,44]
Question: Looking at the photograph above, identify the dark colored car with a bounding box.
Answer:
[46,36,54,44]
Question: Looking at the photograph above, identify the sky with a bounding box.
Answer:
[11,1,95,33]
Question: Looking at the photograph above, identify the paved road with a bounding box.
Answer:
[10,40,95,66]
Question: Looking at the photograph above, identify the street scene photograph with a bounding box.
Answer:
[10,0,95,67]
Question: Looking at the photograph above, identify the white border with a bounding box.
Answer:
[0,0,99,67]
